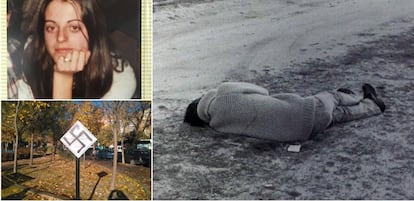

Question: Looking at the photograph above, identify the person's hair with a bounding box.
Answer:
[8,0,23,41]
[7,0,21,29]
[184,98,207,127]
[23,0,119,98]
[7,0,24,78]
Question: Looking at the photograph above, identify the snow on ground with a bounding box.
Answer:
[153,0,414,199]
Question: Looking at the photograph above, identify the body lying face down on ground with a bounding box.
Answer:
[184,82,385,142]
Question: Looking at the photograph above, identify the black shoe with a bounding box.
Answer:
[362,83,386,112]
[366,93,386,112]
[337,88,355,95]
[362,83,377,99]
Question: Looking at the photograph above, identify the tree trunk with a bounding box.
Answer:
[137,109,151,138]
[121,137,125,164]
[29,132,34,166]
[13,138,18,173]
[51,140,56,162]
[111,125,118,190]
[13,102,20,174]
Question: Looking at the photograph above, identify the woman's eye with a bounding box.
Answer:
[69,25,81,32]
[45,25,56,32]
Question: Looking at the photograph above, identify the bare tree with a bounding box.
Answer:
[13,102,20,173]
[131,101,152,139]
[103,101,125,191]
[2,101,46,173]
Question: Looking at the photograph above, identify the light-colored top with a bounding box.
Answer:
[197,82,316,142]
[102,61,136,99]
[13,59,136,99]
[7,46,34,99]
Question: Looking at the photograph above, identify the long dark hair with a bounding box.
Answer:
[184,98,207,127]
[7,0,24,77]
[24,0,115,98]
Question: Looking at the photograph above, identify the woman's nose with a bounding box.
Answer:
[57,28,67,42]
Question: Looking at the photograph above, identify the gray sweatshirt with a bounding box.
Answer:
[197,82,316,142]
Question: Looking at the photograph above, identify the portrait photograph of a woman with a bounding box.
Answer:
[7,0,141,99]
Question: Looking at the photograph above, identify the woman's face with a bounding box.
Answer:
[44,0,89,59]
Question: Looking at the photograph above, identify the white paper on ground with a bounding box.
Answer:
[287,144,301,152]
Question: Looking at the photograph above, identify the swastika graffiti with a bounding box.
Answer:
[62,124,94,153]
[60,121,97,158]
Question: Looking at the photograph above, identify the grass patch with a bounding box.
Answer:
[2,155,150,200]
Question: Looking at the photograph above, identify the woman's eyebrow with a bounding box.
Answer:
[68,19,83,23]
[44,19,82,23]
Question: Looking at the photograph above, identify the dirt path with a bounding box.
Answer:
[153,0,414,199]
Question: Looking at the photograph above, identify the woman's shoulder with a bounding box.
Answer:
[102,56,137,99]
[112,59,136,83]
